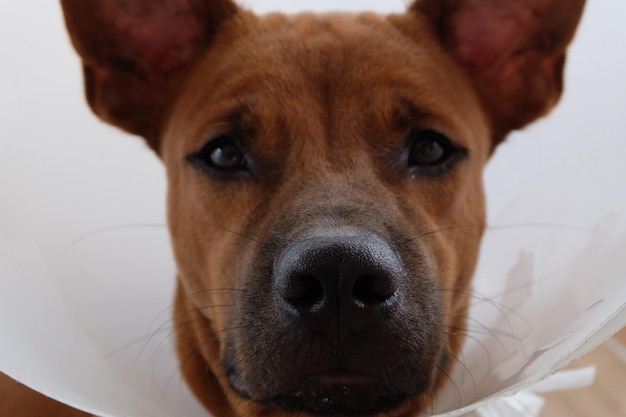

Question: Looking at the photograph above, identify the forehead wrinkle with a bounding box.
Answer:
[223,100,257,138]
[393,98,432,131]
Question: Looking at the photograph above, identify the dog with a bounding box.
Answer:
[0,0,585,416]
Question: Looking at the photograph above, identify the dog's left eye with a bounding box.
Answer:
[187,136,250,178]
[407,130,464,175]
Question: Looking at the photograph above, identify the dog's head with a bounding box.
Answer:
[61,1,585,416]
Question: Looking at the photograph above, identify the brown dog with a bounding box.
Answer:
[1,0,585,416]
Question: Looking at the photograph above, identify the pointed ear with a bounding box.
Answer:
[411,0,586,145]
[61,0,239,152]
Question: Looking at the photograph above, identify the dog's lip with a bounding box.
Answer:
[308,370,377,386]
[268,370,409,415]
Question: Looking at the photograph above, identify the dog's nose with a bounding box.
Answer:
[274,232,403,339]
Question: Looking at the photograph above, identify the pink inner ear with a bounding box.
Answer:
[99,2,205,80]
[61,0,239,144]
[435,0,586,138]
[451,1,541,79]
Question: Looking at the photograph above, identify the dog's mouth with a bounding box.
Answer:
[271,373,408,416]
[229,366,409,416]
[223,330,454,416]
[219,227,448,416]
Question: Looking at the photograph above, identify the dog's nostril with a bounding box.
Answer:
[284,274,324,308]
[352,274,396,305]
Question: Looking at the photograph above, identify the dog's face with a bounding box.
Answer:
[164,12,489,415]
[61,1,585,416]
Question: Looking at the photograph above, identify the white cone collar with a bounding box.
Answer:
[1,1,625,416]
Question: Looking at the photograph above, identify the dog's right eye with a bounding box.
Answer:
[187,136,250,179]
[406,129,466,177]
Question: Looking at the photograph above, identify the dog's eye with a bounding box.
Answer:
[409,130,452,166]
[187,136,249,178]
[407,130,464,175]
[206,141,245,170]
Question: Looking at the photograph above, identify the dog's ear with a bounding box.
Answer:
[411,0,585,145]
[61,0,239,152]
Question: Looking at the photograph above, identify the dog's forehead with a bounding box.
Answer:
[190,12,473,102]
[164,11,489,157]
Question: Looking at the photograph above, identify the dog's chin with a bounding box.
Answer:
[271,376,409,416]
[228,370,410,416]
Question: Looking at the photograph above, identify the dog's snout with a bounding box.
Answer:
[274,232,403,338]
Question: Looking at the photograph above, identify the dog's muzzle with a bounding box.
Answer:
[224,227,445,416]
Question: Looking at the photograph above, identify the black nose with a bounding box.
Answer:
[274,231,404,340]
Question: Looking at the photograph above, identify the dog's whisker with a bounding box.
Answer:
[439,286,531,337]
[59,223,167,257]
[148,319,248,396]
[443,287,530,336]
[163,324,250,394]
[470,296,531,338]
[446,323,506,351]
[486,222,595,234]
[185,288,246,298]
[151,318,241,380]
[103,323,177,360]
[444,314,509,349]
[148,325,187,370]
[394,224,484,249]
[103,304,191,362]
[442,328,493,376]
[444,349,476,393]
[177,302,235,319]
[195,221,265,245]
[107,301,237,366]
[439,367,463,410]
[129,317,189,366]
[148,315,231,374]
